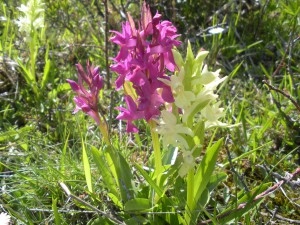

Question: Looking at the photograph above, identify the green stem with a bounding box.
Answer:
[149,120,163,176]
[98,115,110,146]
[185,168,194,225]
[29,30,39,97]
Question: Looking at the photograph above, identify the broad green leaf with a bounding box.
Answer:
[198,188,210,207]
[124,216,148,225]
[193,120,205,146]
[207,172,228,192]
[91,146,118,198]
[193,138,223,208]
[41,59,51,89]
[106,146,133,202]
[107,193,123,209]
[82,138,93,192]
[183,41,195,90]
[135,163,164,197]
[58,83,71,92]
[162,146,178,166]
[17,58,35,84]
[124,198,152,212]
[172,48,184,68]
[193,50,209,75]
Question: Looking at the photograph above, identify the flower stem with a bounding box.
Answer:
[185,168,194,225]
[149,120,163,176]
[98,115,110,146]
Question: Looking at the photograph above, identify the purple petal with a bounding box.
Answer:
[126,121,139,133]
[76,63,90,85]
[67,79,80,92]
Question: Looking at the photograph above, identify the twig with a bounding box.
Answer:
[257,164,300,189]
[59,182,125,225]
[28,208,96,214]
[198,167,300,224]
[262,80,300,113]
[262,205,300,224]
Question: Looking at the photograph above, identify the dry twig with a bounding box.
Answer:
[262,80,300,113]
[198,167,300,224]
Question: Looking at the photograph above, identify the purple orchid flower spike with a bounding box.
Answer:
[67,61,104,126]
[115,95,143,133]
[110,1,181,132]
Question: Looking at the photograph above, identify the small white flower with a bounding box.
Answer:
[156,110,194,149]
[202,101,227,128]
[159,68,195,109]
[178,148,196,177]
[0,212,11,225]
[16,0,45,38]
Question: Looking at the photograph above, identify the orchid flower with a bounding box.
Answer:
[16,0,45,40]
[67,61,104,126]
[156,110,193,149]
[110,2,181,132]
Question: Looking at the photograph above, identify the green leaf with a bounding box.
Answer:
[107,193,123,209]
[87,217,114,225]
[82,138,93,192]
[91,146,119,196]
[134,163,164,197]
[52,198,62,225]
[193,120,205,146]
[106,145,134,202]
[207,172,228,192]
[17,58,35,84]
[60,133,69,175]
[91,146,119,198]
[183,41,195,89]
[198,188,210,207]
[41,44,51,89]
[41,59,51,89]
[172,48,184,68]
[124,216,148,225]
[124,198,152,212]
[193,138,223,208]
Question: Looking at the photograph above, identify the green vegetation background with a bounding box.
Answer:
[1,0,299,224]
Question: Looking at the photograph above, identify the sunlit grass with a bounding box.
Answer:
[1,0,300,224]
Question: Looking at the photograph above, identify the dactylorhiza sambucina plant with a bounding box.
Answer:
[109,3,230,224]
[67,62,134,204]
[156,43,229,224]
[110,2,181,133]
[110,2,182,175]
[67,3,240,225]
[67,62,109,143]
[16,0,45,40]
[157,43,228,176]
[16,0,50,98]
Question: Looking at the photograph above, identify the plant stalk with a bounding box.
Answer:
[185,168,194,225]
[149,120,163,176]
